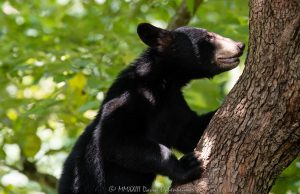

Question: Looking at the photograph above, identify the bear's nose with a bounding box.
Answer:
[237,42,245,51]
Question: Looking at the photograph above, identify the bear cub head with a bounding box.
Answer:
[137,23,245,79]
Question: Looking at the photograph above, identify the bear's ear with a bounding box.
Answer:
[137,23,172,51]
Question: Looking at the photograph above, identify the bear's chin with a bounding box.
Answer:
[215,57,240,71]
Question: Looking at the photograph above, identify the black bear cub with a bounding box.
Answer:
[59,23,245,194]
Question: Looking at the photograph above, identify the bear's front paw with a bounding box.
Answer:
[171,152,203,184]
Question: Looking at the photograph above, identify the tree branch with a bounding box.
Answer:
[167,0,203,30]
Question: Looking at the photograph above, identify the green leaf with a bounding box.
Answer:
[77,101,99,113]
[69,73,87,90]
[20,134,41,157]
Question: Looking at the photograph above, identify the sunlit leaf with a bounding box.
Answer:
[6,109,18,121]
[69,73,87,90]
[20,134,41,157]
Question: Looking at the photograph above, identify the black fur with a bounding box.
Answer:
[59,23,243,194]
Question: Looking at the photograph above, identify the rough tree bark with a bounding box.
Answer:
[170,0,300,193]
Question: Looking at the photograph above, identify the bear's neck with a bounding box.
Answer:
[131,49,192,88]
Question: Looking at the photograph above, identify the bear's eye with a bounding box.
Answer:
[206,34,214,41]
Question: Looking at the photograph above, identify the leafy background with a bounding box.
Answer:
[0,0,299,193]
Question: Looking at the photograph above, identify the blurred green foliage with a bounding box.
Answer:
[0,0,298,194]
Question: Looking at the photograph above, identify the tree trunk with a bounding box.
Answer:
[170,0,300,193]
